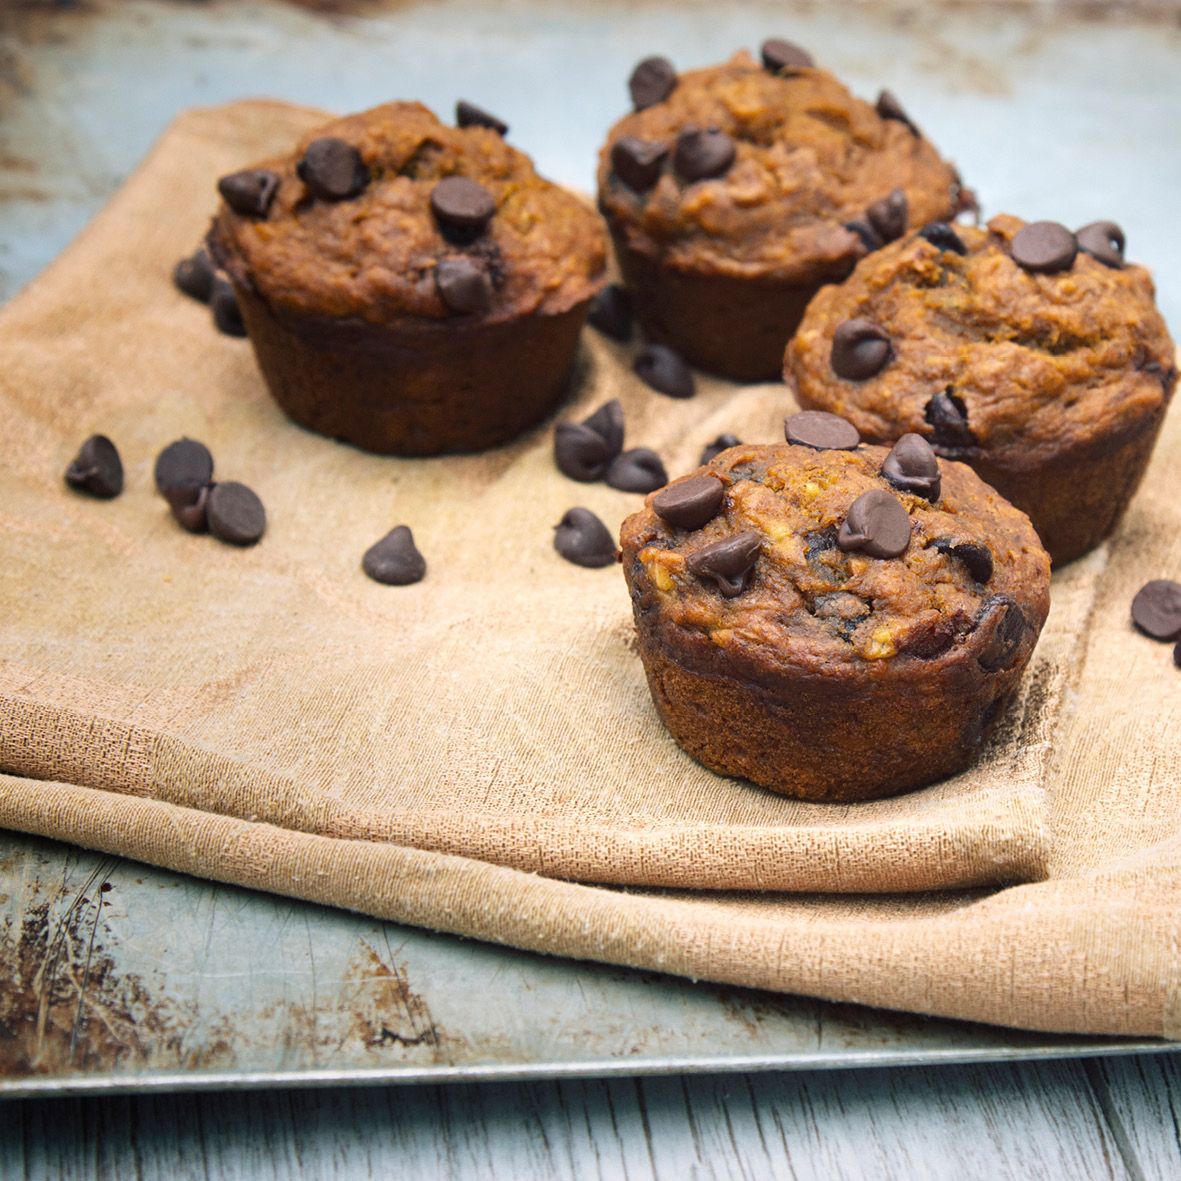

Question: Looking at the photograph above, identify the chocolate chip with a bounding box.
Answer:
[629,56,677,110]
[652,474,724,530]
[64,435,123,499]
[430,176,496,234]
[634,344,695,398]
[875,89,920,135]
[1076,220,1125,269]
[210,277,246,337]
[1010,221,1077,274]
[217,169,280,218]
[975,596,1027,671]
[785,410,860,451]
[933,538,993,584]
[845,220,884,252]
[554,422,612,482]
[837,489,911,559]
[760,38,813,72]
[1131,579,1181,640]
[882,433,941,501]
[207,481,265,546]
[610,137,668,193]
[587,284,633,342]
[362,525,427,585]
[582,399,625,460]
[867,189,908,243]
[831,319,892,380]
[673,127,735,183]
[297,138,368,201]
[173,249,214,302]
[918,221,967,255]
[607,448,667,493]
[699,434,741,465]
[456,100,508,136]
[804,527,838,560]
[435,257,492,314]
[154,437,214,493]
[686,531,761,598]
[924,391,975,451]
[554,507,616,568]
[164,481,212,533]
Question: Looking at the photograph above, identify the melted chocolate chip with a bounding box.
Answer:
[297,138,368,201]
[652,474,724,530]
[924,391,976,452]
[173,249,214,302]
[1076,220,1125,269]
[629,56,677,110]
[918,221,967,255]
[975,596,1027,671]
[554,507,617,568]
[1010,221,1077,274]
[430,177,496,233]
[837,489,911,559]
[207,481,266,547]
[673,127,735,183]
[210,277,246,337]
[881,433,941,501]
[784,410,860,451]
[845,220,884,252]
[363,525,427,585]
[554,422,612,482]
[867,188,908,243]
[217,169,280,218]
[154,437,214,493]
[164,481,212,533]
[933,538,993,584]
[587,285,633,342]
[435,257,492,314]
[1131,579,1181,640]
[64,435,123,499]
[804,527,837,560]
[634,344,695,398]
[607,448,667,493]
[875,89,920,135]
[686,531,762,598]
[831,319,892,380]
[456,100,509,136]
[698,434,741,465]
[582,400,625,460]
[760,38,814,72]
[610,136,668,193]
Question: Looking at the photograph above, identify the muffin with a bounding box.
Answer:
[619,418,1050,801]
[785,214,1177,565]
[209,102,607,455]
[597,45,965,381]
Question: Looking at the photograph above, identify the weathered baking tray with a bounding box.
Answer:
[2,0,1179,1097]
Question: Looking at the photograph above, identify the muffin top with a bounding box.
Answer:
[786,214,1177,471]
[620,427,1049,684]
[597,48,963,283]
[210,102,607,327]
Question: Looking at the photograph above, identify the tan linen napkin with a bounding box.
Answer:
[0,102,1177,1036]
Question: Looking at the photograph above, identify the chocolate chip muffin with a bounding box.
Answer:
[597,46,965,381]
[619,420,1050,801]
[785,214,1177,565]
[209,102,607,455]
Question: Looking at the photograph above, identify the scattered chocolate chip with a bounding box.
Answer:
[924,391,975,451]
[634,344,695,398]
[210,276,246,337]
[582,399,625,460]
[435,257,492,314]
[554,507,617,568]
[297,137,368,201]
[652,474,724,530]
[1010,221,1077,274]
[831,319,892,380]
[804,527,837,559]
[430,176,496,234]
[1131,579,1181,641]
[933,538,993,584]
[699,434,741,465]
[837,489,911,559]
[845,220,883,252]
[975,596,1027,671]
[217,169,280,218]
[207,481,266,546]
[875,89,920,135]
[784,410,860,451]
[64,435,123,499]
[154,437,214,494]
[362,525,427,585]
[173,249,215,302]
[587,285,634,342]
[554,422,612,482]
[607,448,667,493]
[610,136,668,193]
[918,221,967,255]
[456,100,508,136]
[164,481,212,533]
[629,56,677,111]
[760,38,813,72]
[687,531,761,598]
[882,433,941,501]
[673,127,735,183]
[1076,220,1125,269]
[867,189,908,243]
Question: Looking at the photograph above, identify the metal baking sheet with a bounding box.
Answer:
[2,0,1180,1096]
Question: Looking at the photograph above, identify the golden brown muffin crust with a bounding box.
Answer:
[213,102,606,327]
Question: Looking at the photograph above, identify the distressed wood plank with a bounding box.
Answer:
[1086,1054,1181,1180]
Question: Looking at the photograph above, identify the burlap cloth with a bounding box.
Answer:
[0,102,1177,1038]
